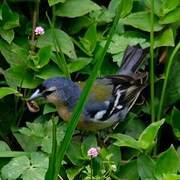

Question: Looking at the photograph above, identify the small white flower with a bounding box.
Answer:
[87,147,100,158]
[34,26,44,36]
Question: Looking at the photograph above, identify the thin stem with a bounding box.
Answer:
[90,158,93,180]
[31,0,40,52]
[150,0,155,122]
[157,42,180,121]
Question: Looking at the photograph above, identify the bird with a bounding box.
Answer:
[28,44,148,131]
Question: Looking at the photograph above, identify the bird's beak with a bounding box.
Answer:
[29,89,43,101]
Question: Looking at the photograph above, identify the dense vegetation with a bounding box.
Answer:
[0,0,180,179]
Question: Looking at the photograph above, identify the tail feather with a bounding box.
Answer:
[118,44,148,76]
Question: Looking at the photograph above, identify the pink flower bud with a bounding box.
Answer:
[34,26,44,36]
[87,147,100,158]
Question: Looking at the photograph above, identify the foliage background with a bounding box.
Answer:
[0,0,180,179]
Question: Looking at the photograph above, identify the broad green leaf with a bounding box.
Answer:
[43,104,56,115]
[5,66,42,88]
[80,23,97,53]
[1,156,30,180]
[154,145,180,179]
[145,0,162,16]
[0,87,21,99]
[162,0,180,15]
[109,133,141,151]
[66,167,83,180]
[163,174,180,180]
[0,29,14,43]
[160,7,180,24]
[35,63,64,79]
[30,152,49,169]
[108,0,132,17]
[21,167,47,180]
[137,155,155,179]
[48,0,65,6]
[35,46,52,69]
[1,2,19,30]
[154,28,174,48]
[81,135,97,158]
[145,0,179,16]
[108,0,121,14]
[68,58,92,73]
[170,107,180,138]
[0,141,11,151]
[55,0,101,18]
[0,40,29,67]
[66,140,83,166]
[101,34,149,66]
[166,52,180,105]
[121,11,164,32]
[89,9,114,24]
[138,119,164,149]
[67,16,92,34]
[119,160,138,180]
[37,29,76,59]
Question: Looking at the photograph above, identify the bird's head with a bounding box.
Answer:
[29,77,81,108]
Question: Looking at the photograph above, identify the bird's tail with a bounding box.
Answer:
[118,44,148,76]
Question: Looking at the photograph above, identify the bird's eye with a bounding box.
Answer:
[43,86,57,96]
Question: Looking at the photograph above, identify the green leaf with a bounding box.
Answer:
[0,141,11,151]
[162,0,180,15]
[118,0,133,18]
[160,7,180,24]
[101,34,149,66]
[137,155,155,179]
[35,63,64,79]
[30,152,49,169]
[21,168,47,180]
[121,11,164,32]
[68,58,92,73]
[1,156,30,180]
[154,145,180,179]
[154,28,174,48]
[0,87,21,99]
[35,46,52,69]
[108,0,132,17]
[66,16,92,34]
[0,29,14,43]
[66,140,83,166]
[37,29,76,59]
[43,104,56,115]
[119,160,138,180]
[145,0,180,16]
[166,52,180,105]
[66,167,83,180]
[170,107,180,138]
[4,66,42,88]
[81,135,97,158]
[163,174,180,180]
[138,119,164,150]
[55,0,101,18]
[1,2,19,30]
[0,40,29,67]
[48,0,65,6]
[80,23,97,53]
[109,133,141,151]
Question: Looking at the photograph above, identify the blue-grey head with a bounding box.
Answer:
[29,77,81,110]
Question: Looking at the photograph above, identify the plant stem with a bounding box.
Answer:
[157,42,180,121]
[90,157,93,180]
[31,0,40,52]
[150,0,155,122]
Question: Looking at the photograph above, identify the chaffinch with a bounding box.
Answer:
[28,45,148,131]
